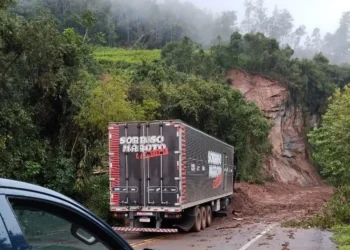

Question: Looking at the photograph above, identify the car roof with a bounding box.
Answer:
[0,178,84,209]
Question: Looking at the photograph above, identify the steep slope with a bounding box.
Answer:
[225,69,322,186]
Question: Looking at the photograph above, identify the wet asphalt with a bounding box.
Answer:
[120,221,336,250]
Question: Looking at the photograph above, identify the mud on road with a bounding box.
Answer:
[225,182,333,224]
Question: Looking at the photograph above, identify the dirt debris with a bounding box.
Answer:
[219,182,333,226]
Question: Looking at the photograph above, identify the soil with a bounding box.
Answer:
[225,69,322,186]
[218,182,333,226]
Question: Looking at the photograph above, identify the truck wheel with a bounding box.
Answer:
[200,206,207,229]
[191,207,202,232]
[205,205,212,227]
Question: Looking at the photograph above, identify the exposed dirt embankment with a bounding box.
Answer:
[225,69,321,186]
[218,183,333,226]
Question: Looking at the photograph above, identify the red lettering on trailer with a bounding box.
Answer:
[212,173,223,189]
[136,148,169,159]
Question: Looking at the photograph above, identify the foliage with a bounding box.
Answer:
[308,86,350,186]
[77,75,142,131]
[93,47,161,64]
[333,225,350,250]
[163,78,271,179]
[84,175,110,221]
[161,35,350,116]
[0,3,97,195]
[126,61,271,181]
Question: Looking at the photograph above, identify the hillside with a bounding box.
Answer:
[92,48,328,186]
[226,70,322,186]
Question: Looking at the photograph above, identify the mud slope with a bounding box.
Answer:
[216,182,333,227]
[225,69,321,186]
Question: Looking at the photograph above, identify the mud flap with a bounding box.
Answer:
[173,207,196,232]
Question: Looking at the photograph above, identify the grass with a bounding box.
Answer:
[333,225,350,250]
[93,47,161,64]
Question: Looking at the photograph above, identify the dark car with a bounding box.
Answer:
[0,178,134,250]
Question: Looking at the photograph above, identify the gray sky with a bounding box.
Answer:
[183,0,350,35]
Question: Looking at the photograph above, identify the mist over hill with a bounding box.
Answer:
[12,0,350,64]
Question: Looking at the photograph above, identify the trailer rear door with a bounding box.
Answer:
[109,122,180,208]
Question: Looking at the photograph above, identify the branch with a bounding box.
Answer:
[70,132,80,158]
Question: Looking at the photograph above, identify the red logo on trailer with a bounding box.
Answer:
[136,148,169,159]
[212,174,223,189]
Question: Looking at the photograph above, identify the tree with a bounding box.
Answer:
[212,11,237,43]
[323,12,350,63]
[267,6,294,44]
[291,25,306,50]
[308,85,350,186]
[0,3,97,194]
[76,10,97,42]
[241,0,268,34]
[76,75,144,132]
[311,28,323,52]
[241,0,255,33]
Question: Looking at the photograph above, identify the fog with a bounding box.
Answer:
[13,0,350,64]
[185,0,350,35]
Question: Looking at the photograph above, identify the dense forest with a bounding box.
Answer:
[11,0,350,64]
[1,0,350,221]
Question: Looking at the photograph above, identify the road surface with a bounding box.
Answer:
[120,222,336,250]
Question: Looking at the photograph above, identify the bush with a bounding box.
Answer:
[84,175,124,226]
[333,225,350,250]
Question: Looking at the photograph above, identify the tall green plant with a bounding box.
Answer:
[308,85,350,186]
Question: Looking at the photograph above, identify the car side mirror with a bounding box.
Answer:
[70,224,98,245]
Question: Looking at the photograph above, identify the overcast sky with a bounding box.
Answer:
[183,0,350,35]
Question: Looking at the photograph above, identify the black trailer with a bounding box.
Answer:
[109,120,236,233]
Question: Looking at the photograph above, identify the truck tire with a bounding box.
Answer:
[191,207,202,232]
[200,206,207,229]
[205,205,212,227]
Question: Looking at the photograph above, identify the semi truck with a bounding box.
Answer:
[109,120,237,233]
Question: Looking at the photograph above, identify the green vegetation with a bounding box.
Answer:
[160,34,350,116]
[308,85,350,186]
[306,86,350,248]
[93,47,161,64]
[333,225,350,250]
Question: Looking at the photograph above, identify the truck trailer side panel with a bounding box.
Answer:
[182,124,234,206]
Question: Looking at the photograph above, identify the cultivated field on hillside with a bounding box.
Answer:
[93,47,161,64]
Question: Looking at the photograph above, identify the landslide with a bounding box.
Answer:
[225,69,321,186]
[217,182,333,226]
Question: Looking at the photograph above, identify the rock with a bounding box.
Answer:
[225,69,322,186]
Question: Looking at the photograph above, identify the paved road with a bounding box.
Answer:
[120,222,336,250]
